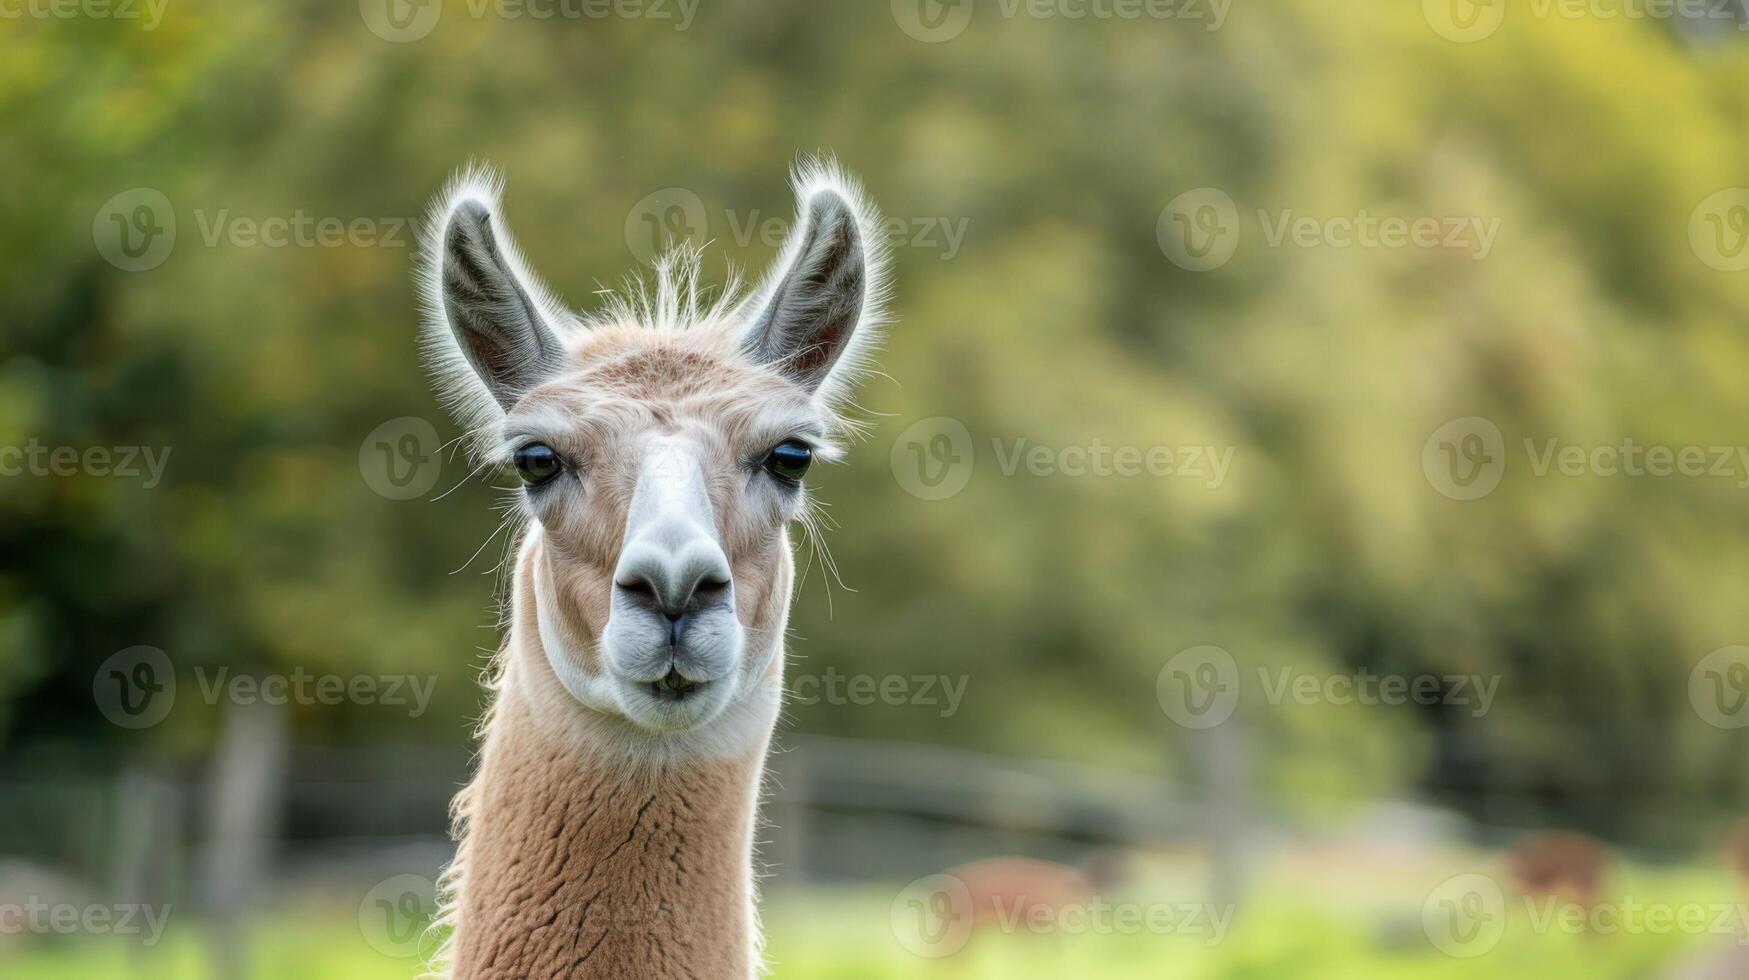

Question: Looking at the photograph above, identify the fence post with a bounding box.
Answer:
[199,698,287,980]
[1200,715,1250,911]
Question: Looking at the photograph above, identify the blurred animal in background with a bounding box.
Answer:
[1660,820,1749,980]
[1723,819,1749,885]
[1506,831,1612,919]
[945,852,1127,942]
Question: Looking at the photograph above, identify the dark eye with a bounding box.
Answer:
[513,443,563,487]
[763,439,813,483]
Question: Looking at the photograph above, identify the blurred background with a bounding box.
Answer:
[7,0,1749,976]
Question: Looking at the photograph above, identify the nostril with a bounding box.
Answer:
[616,576,660,607]
[692,576,730,604]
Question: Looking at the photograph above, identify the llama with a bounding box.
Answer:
[1659,820,1749,979]
[1504,831,1611,914]
[943,853,1126,939]
[416,160,889,979]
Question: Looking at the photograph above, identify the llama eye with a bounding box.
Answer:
[513,443,563,487]
[763,440,812,483]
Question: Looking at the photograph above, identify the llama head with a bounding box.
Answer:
[420,161,887,739]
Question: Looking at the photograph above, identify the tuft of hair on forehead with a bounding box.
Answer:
[591,242,747,338]
[417,163,583,451]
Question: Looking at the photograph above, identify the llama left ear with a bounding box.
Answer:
[420,168,573,436]
[742,167,884,399]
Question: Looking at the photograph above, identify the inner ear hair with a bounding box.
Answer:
[743,190,866,391]
[441,198,567,409]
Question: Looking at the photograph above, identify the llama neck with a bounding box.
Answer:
[444,559,771,979]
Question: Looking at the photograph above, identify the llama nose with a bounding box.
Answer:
[613,532,733,624]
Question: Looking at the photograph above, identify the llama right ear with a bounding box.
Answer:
[434,194,568,411]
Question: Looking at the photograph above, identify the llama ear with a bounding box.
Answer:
[741,182,874,396]
[435,195,568,411]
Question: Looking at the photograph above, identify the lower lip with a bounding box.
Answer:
[649,676,709,703]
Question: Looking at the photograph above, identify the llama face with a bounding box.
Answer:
[421,163,887,737]
[503,333,824,732]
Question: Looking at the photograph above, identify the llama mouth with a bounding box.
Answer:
[649,668,706,702]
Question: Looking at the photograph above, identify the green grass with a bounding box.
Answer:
[2,869,1733,979]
